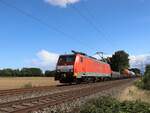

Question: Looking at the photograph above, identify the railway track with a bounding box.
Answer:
[0,86,57,97]
[0,80,127,104]
[0,79,135,113]
[0,83,90,97]
[0,84,96,98]
[0,79,129,98]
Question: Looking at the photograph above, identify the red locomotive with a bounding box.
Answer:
[55,51,112,83]
[55,51,137,83]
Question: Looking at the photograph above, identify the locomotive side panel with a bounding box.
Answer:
[74,54,86,78]
[74,54,111,78]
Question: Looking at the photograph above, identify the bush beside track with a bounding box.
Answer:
[135,65,150,90]
[79,96,150,113]
[79,65,150,113]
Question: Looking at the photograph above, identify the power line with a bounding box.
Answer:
[67,0,115,48]
[81,2,111,40]
[0,0,95,50]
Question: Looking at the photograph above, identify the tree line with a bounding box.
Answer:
[0,50,141,77]
[107,51,149,90]
[106,50,141,74]
[0,68,55,77]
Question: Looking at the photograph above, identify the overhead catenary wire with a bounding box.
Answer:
[0,0,95,51]
[66,0,115,48]
[81,1,115,46]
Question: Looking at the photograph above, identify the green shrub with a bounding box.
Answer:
[45,70,56,77]
[135,65,150,90]
[79,96,150,113]
[0,68,43,77]
[142,72,150,90]
[134,79,144,89]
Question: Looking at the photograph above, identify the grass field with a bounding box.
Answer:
[0,77,60,90]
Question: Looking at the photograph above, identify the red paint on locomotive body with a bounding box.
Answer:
[55,53,112,83]
[74,54,112,77]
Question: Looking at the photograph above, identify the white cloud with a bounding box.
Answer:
[93,53,150,73]
[130,54,150,72]
[30,50,59,71]
[93,54,111,60]
[44,0,80,8]
[29,50,150,73]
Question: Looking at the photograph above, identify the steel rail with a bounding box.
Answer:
[0,79,135,113]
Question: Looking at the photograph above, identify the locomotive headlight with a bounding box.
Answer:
[63,74,66,77]
[57,69,60,72]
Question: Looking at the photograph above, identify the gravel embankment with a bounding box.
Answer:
[33,79,136,113]
[0,80,130,104]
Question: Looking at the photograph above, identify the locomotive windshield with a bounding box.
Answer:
[57,55,75,65]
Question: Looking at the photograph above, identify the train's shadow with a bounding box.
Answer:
[56,83,77,87]
[56,82,97,87]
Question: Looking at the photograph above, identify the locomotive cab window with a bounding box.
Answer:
[58,55,75,65]
[66,57,74,62]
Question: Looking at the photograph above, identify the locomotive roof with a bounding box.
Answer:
[59,54,75,56]
[59,54,108,65]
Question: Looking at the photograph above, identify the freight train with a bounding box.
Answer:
[55,51,136,83]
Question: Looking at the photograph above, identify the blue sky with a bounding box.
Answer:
[0,0,150,70]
